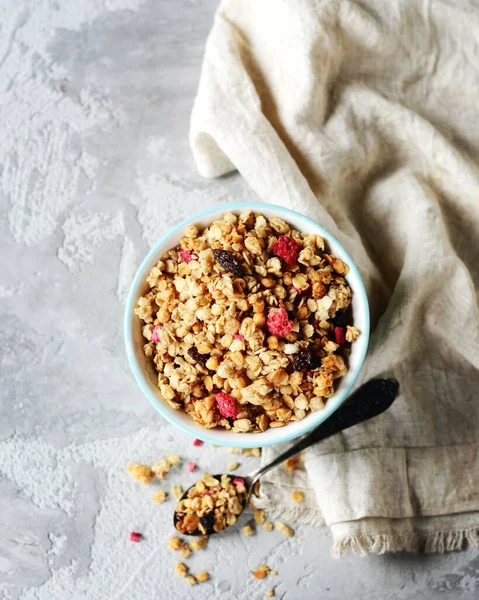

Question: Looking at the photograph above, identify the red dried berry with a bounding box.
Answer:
[193,438,204,446]
[215,392,238,419]
[272,236,300,265]
[212,249,245,276]
[151,326,162,343]
[129,532,142,542]
[234,333,245,341]
[233,477,244,486]
[334,327,345,345]
[179,247,196,263]
[187,461,197,472]
[266,308,294,337]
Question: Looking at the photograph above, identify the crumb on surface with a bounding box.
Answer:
[241,523,255,536]
[292,490,304,503]
[127,464,154,484]
[284,457,299,472]
[275,521,294,537]
[175,562,188,577]
[227,461,240,471]
[254,509,265,525]
[264,521,274,532]
[168,536,182,551]
[197,571,209,582]
[152,490,167,503]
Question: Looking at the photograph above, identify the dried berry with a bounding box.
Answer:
[333,311,347,328]
[215,392,239,419]
[187,461,197,472]
[193,438,204,446]
[129,532,142,542]
[267,308,294,337]
[234,333,245,340]
[199,513,215,533]
[179,247,196,263]
[187,346,208,366]
[212,249,245,276]
[334,327,345,345]
[151,326,162,343]
[292,348,320,371]
[272,236,300,264]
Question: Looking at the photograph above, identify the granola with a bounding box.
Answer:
[136,211,360,432]
[174,473,247,535]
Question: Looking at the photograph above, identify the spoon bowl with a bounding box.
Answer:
[173,378,400,536]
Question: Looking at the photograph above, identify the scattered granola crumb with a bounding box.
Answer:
[179,543,191,559]
[168,536,182,551]
[227,461,240,472]
[152,490,167,503]
[270,569,278,576]
[241,523,255,536]
[187,461,197,472]
[129,531,142,542]
[186,575,197,586]
[254,509,265,525]
[266,589,275,597]
[190,536,208,551]
[252,564,270,579]
[127,464,154,484]
[275,521,294,537]
[197,571,209,582]
[193,439,204,446]
[167,454,182,466]
[151,459,172,480]
[264,521,274,532]
[284,457,299,472]
[172,484,184,500]
[292,490,304,503]
[175,562,188,577]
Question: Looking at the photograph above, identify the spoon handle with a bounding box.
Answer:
[250,378,399,483]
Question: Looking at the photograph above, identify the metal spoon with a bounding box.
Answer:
[174,378,399,535]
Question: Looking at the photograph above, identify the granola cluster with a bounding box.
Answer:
[136,211,360,432]
[174,473,248,535]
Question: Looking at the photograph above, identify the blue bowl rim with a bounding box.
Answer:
[124,201,370,447]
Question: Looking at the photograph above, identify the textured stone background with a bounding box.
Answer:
[0,1,478,598]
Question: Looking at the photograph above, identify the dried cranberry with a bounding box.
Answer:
[129,532,142,542]
[272,236,300,264]
[292,348,320,371]
[215,392,238,419]
[187,346,208,366]
[212,249,245,276]
[334,327,346,345]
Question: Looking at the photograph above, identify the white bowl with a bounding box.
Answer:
[124,202,370,448]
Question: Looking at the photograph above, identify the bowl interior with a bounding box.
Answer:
[125,202,370,447]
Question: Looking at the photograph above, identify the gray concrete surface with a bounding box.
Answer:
[0,1,478,598]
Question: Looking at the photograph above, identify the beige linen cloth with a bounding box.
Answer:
[189,0,479,555]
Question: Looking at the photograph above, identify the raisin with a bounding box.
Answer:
[200,513,215,533]
[212,249,245,276]
[292,348,320,371]
[187,346,208,366]
[333,311,347,328]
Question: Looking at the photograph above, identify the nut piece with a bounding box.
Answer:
[168,536,182,551]
[241,523,255,536]
[197,571,209,582]
[153,490,167,503]
[172,484,183,500]
[266,589,275,597]
[175,562,188,577]
[275,521,294,537]
[292,490,304,503]
[254,509,265,525]
[127,464,154,484]
[227,461,240,472]
[264,521,274,532]
[186,575,197,586]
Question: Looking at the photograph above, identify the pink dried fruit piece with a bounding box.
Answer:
[215,392,239,419]
[267,308,294,338]
[272,236,299,265]
[187,461,197,472]
[234,333,245,340]
[334,327,345,345]
[130,532,142,542]
[193,438,204,446]
[179,247,197,263]
[151,326,162,343]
